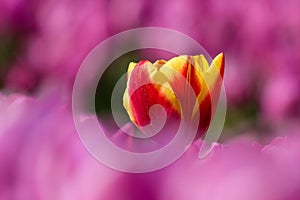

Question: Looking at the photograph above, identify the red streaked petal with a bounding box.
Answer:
[193,53,225,138]
[196,53,225,104]
[123,60,180,127]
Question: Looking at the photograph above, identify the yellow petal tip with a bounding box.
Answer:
[210,52,225,77]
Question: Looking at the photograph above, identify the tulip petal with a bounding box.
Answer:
[206,53,225,86]
[123,60,180,127]
[199,53,224,102]
[192,53,225,137]
[159,55,204,97]
[192,55,210,73]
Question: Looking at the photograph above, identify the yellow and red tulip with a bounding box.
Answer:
[123,53,224,139]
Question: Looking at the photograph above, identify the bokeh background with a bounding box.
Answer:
[1,0,300,199]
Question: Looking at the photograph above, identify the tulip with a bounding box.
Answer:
[123,53,224,139]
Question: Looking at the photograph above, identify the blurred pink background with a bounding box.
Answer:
[0,0,300,199]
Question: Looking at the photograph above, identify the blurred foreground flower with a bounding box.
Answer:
[123,53,224,139]
[161,135,300,200]
[1,92,300,199]
[0,93,121,199]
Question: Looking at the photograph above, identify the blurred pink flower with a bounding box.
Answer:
[0,0,35,34]
[261,74,300,123]
[161,136,300,200]
[0,91,174,200]
[5,0,108,91]
[1,92,300,200]
[106,0,144,33]
[0,93,120,199]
